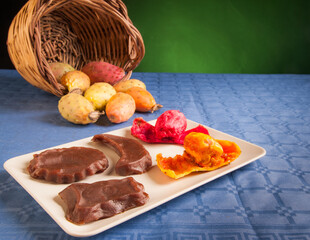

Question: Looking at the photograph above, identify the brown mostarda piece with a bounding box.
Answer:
[58,177,149,224]
[92,134,152,176]
[27,147,108,183]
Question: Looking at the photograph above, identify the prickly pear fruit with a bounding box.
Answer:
[105,92,136,123]
[58,93,101,124]
[154,110,187,141]
[60,70,91,94]
[81,61,125,85]
[131,110,210,144]
[125,87,163,113]
[84,82,116,111]
[114,79,146,92]
[49,62,75,83]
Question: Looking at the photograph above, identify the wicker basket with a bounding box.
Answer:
[7,0,145,97]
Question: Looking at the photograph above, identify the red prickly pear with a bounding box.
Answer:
[81,61,125,85]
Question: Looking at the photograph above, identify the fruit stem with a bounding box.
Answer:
[69,88,83,95]
[88,111,104,123]
[151,104,163,113]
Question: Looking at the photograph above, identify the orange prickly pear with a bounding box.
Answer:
[105,93,136,123]
[125,87,162,113]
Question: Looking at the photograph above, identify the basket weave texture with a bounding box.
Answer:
[7,0,145,97]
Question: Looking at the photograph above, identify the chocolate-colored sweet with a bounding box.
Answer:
[27,147,108,183]
[92,134,152,176]
[58,177,149,224]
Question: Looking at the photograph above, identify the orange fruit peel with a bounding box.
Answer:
[156,132,241,179]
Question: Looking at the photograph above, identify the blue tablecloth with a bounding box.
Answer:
[1,70,310,239]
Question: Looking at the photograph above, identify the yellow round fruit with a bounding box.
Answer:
[58,93,100,124]
[84,82,116,111]
[61,70,90,93]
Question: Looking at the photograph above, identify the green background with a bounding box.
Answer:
[123,0,310,74]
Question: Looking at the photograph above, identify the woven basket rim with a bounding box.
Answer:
[7,0,145,97]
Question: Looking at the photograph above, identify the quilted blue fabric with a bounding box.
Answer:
[0,70,310,239]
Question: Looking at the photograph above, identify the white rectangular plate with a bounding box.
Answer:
[4,119,266,237]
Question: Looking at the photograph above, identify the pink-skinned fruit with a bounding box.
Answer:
[131,110,210,144]
[154,110,187,140]
[81,61,125,85]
